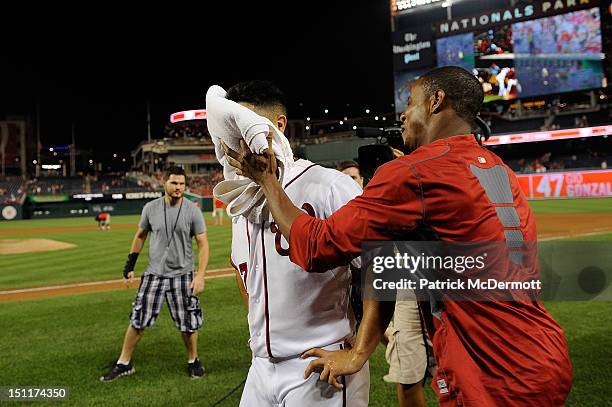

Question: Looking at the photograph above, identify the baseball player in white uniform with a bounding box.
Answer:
[232,158,370,406]
[217,81,370,406]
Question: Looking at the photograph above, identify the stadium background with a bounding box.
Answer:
[1,0,611,405]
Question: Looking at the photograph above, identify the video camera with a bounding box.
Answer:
[356,116,491,186]
[355,123,404,186]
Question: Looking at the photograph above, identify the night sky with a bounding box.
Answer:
[0,2,394,156]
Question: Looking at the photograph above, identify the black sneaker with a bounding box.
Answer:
[187,359,205,379]
[100,362,135,382]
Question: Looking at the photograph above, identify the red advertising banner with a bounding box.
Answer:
[516,170,612,199]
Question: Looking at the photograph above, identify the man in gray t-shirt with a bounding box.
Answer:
[139,194,206,278]
[101,166,209,382]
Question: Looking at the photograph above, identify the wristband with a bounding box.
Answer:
[123,252,139,278]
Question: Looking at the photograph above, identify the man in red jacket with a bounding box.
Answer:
[223,66,572,406]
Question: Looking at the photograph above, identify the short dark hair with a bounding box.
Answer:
[226,80,287,114]
[336,160,359,172]
[164,165,186,180]
[420,66,483,125]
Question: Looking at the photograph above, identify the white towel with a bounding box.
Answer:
[206,85,294,223]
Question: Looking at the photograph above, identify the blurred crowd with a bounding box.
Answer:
[504,144,609,174]
[26,174,149,195]
[0,178,25,204]
[164,122,213,143]
[185,169,223,196]
[128,172,165,191]
[127,168,223,196]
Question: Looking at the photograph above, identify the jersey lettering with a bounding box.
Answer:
[270,202,316,256]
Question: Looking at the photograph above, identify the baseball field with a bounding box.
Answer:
[1,198,611,406]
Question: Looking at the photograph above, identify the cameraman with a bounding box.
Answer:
[226,66,572,406]
[339,156,430,407]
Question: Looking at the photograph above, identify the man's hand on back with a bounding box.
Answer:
[301,347,368,390]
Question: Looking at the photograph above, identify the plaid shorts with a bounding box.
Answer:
[130,273,203,332]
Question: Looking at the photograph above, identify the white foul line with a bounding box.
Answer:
[0,267,234,295]
[539,229,612,242]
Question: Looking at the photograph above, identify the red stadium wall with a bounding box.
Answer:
[517,169,612,199]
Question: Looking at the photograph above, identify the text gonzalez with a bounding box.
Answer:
[371,252,486,274]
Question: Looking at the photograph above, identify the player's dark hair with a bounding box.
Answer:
[165,165,187,181]
[226,80,287,114]
[420,66,483,125]
[336,160,360,172]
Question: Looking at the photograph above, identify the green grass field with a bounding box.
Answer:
[0,214,232,290]
[527,197,612,214]
[1,198,611,406]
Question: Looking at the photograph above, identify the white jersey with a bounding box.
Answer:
[231,159,362,358]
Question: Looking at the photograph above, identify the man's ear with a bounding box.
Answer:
[276,114,288,133]
[430,89,445,114]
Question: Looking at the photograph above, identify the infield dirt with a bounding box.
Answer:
[0,238,77,255]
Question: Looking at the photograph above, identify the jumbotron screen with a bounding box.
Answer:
[393,6,605,112]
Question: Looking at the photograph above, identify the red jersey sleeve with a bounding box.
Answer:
[289,159,423,272]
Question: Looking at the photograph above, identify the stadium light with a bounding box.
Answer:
[365,109,370,114]
[306,117,311,121]
[113,153,117,158]
[49,147,54,152]
[170,109,207,123]
[305,126,310,130]
[375,116,379,121]
[339,121,344,125]
[324,109,329,114]
[352,125,357,130]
